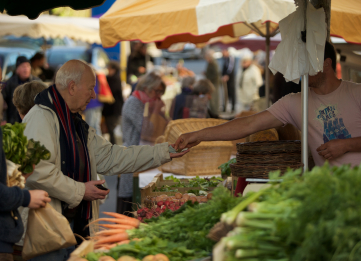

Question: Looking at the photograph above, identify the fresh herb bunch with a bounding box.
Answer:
[218,158,236,177]
[219,163,361,261]
[129,187,244,253]
[2,123,51,173]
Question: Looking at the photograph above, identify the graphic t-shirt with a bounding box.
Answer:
[267,80,361,167]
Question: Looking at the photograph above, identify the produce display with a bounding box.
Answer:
[2,123,50,174]
[85,187,244,261]
[153,175,223,193]
[215,164,361,261]
[139,194,207,222]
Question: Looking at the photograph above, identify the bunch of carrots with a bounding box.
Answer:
[88,212,141,250]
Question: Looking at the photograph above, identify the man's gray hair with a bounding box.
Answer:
[135,71,163,92]
[55,60,88,90]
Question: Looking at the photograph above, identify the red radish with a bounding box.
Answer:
[157,201,164,207]
[161,205,166,209]
[175,206,180,210]
[155,207,161,213]
[145,213,153,219]
[137,209,143,215]
[164,201,171,207]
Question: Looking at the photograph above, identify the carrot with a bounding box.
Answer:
[88,218,140,228]
[117,240,130,245]
[95,232,129,245]
[103,212,134,220]
[99,224,135,230]
[95,229,126,236]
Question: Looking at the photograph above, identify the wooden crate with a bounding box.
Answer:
[67,240,94,261]
[140,173,218,206]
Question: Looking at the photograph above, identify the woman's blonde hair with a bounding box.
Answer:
[13,81,48,116]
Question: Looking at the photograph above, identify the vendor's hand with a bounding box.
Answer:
[169,144,190,159]
[175,131,201,151]
[83,180,109,201]
[222,75,229,82]
[28,190,51,209]
[316,139,349,161]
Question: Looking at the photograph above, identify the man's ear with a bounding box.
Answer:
[68,80,76,96]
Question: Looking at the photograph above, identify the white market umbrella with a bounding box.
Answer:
[0,14,101,44]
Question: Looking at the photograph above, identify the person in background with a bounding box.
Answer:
[2,56,41,124]
[0,68,51,261]
[127,42,147,85]
[221,48,236,112]
[12,81,48,120]
[103,61,124,145]
[237,53,263,111]
[83,66,103,136]
[192,79,220,119]
[205,49,220,116]
[30,52,54,82]
[120,71,166,215]
[170,76,195,120]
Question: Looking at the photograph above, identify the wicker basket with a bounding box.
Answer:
[236,140,301,154]
[157,118,233,176]
[230,162,304,179]
[236,152,301,164]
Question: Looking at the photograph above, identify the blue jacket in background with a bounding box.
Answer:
[0,127,30,253]
[85,76,103,110]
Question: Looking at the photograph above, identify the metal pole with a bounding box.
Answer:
[265,22,270,107]
[301,74,309,171]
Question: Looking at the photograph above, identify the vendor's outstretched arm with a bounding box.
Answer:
[175,111,283,150]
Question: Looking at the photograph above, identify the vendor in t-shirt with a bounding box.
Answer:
[174,41,361,168]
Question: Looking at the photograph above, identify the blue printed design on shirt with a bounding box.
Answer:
[316,105,351,143]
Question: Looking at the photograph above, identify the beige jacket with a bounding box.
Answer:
[18,99,171,242]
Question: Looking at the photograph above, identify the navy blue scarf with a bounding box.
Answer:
[35,85,92,219]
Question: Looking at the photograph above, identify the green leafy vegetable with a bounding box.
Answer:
[218,158,236,177]
[2,123,51,173]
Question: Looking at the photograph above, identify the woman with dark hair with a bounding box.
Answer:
[102,61,124,144]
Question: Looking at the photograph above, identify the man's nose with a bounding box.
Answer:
[91,89,96,99]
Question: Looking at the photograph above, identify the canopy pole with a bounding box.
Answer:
[301,74,309,171]
[265,21,270,107]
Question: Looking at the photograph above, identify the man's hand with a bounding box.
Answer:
[317,139,350,161]
[83,180,110,201]
[169,144,190,159]
[174,131,201,151]
[28,190,51,209]
[222,75,229,82]
[138,66,146,74]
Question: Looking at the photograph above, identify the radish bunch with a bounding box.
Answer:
[136,199,183,222]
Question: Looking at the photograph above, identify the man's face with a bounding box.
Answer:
[16,62,31,81]
[73,68,96,112]
[308,71,325,88]
[242,59,252,69]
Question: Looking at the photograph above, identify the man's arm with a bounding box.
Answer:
[175,111,283,150]
[317,137,361,160]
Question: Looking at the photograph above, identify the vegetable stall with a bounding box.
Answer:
[67,162,361,261]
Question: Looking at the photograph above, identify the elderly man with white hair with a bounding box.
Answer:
[19,60,187,261]
[237,52,263,111]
